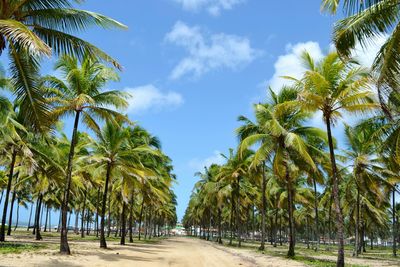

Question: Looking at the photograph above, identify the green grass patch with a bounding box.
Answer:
[0,242,47,254]
[294,256,368,267]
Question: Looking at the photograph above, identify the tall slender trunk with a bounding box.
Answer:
[0,148,17,241]
[218,208,222,244]
[35,194,43,240]
[60,111,80,254]
[14,201,20,231]
[393,187,397,257]
[120,201,127,245]
[306,216,310,249]
[7,189,17,236]
[107,184,113,238]
[81,190,87,238]
[129,195,134,243]
[44,206,49,232]
[273,208,278,247]
[259,163,266,250]
[287,179,295,257]
[96,187,100,237]
[354,188,360,257]
[74,210,79,234]
[229,194,234,246]
[326,117,345,267]
[312,176,320,251]
[138,198,145,240]
[86,211,90,235]
[100,163,112,249]
[0,191,3,205]
[27,202,34,231]
[236,177,241,247]
[7,173,19,236]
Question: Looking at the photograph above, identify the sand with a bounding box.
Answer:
[1,237,305,267]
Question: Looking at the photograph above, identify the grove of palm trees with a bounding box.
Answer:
[1,0,400,267]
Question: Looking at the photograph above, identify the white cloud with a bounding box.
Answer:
[352,35,388,68]
[124,84,183,114]
[188,150,226,171]
[268,41,324,90]
[267,37,388,91]
[165,21,260,80]
[173,0,244,16]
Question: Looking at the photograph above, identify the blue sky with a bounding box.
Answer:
[1,0,392,224]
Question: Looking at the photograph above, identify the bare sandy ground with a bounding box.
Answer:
[1,237,304,267]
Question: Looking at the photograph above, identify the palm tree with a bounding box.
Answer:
[44,54,128,254]
[237,113,271,250]
[293,51,377,266]
[321,0,400,112]
[89,121,157,249]
[0,0,127,129]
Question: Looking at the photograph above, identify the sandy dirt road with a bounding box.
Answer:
[1,237,304,267]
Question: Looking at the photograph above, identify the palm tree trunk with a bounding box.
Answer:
[129,195,134,243]
[107,184,113,238]
[326,117,345,267]
[312,176,320,251]
[120,201,127,245]
[287,179,295,257]
[355,188,360,257]
[96,187,100,237]
[100,163,112,249]
[273,208,278,247]
[44,206,49,232]
[218,208,222,244]
[393,186,397,257]
[138,198,145,241]
[35,194,43,240]
[81,190,87,238]
[0,148,17,241]
[7,185,17,235]
[14,201,20,231]
[27,203,34,231]
[259,163,266,250]
[236,177,241,247]
[60,111,80,254]
[229,194,234,246]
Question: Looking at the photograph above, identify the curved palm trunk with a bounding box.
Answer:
[326,117,345,267]
[218,208,222,244]
[60,111,80,254]
[0,148,17,242]
[100,163,112,248]
[120,201,127,245]
[393,187,397,257]
[312,176,320,251]
[259,163,267,250]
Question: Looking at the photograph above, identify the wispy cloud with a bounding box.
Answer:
[124,84,184,115]
[188,150,226,171]
[165,21,261,80]
[172,0,244,16]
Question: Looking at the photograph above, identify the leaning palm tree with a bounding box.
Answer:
[321,0,400,112]
[0,0,127,129]
[292,51,378,266]
[44,54,128,254]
